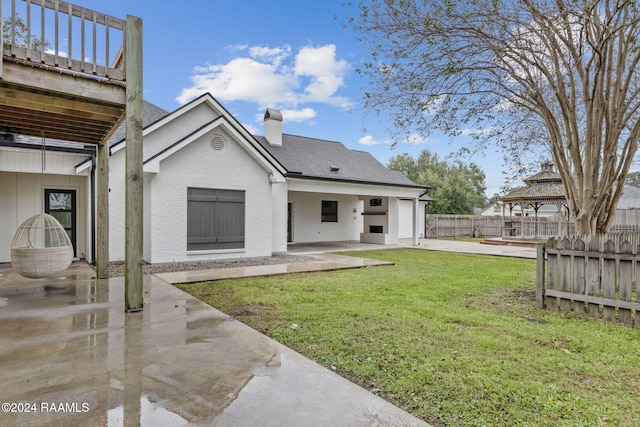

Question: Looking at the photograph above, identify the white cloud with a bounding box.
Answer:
[294,45,351,108]
[249,45,291,66]
[176,57,295,106]
[403,134,428,145]
[253,107,317,124]
[281,108,317,122]
[359,135,382,146]
[176,43,351,116]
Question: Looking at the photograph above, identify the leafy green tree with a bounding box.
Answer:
[349,0,640,236]
[388,150,486,214]
[2,16,48,51]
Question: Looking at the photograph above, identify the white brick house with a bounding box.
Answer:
[0,94,427,264]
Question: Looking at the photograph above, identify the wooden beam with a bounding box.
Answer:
[96,142,110,278]
[124,15,144,312]
[95,111,124,277]
[0,86,124,121]
[1,61,125,104]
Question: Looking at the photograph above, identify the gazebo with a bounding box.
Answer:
[501,162,571,239]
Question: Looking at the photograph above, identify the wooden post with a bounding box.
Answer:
[96,142,109,277]
[536,242,546,308]
[124,15,143,312]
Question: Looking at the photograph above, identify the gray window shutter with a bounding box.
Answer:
[187,188,245,250]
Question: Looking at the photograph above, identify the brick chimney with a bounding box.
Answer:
[264,108,283,146]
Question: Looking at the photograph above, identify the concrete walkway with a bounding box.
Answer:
[287,238,537,259]
[156,253,394,285]
[407,238,537,259]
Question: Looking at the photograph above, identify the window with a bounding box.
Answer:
[369,198,382,207]
[187,188,245,250]
[321,200,338,222]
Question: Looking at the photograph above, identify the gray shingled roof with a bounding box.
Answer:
[108,101,170,147]
[254,134,424,188]
[502,162,566,202]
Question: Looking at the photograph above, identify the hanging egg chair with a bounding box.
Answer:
[11,213,74,279]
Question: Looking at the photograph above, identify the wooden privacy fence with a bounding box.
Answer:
[426,215,502,238]
[537,233,640,326]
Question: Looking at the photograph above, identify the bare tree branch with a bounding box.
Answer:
[349,0,640,236]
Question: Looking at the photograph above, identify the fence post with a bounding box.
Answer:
[536,242,546,308]
[454,216,457,238]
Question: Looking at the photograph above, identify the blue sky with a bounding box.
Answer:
[11,0,507,196]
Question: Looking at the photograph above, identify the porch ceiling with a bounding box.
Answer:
[0,61,126,145]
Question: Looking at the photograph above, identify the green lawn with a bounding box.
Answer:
[177,248,640,427]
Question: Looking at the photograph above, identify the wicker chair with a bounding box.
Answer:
[11,213,73,279]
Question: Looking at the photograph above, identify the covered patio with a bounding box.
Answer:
[1,0,144,310]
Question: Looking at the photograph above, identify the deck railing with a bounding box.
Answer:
[1,0,125,81]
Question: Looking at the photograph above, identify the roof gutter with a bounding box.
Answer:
[285,173,429,191]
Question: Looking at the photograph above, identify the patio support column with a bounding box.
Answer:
[412,196,419,245]
[95,142,109,277]
[124,15,144,312]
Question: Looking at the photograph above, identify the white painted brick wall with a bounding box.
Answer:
[109,125,275,263]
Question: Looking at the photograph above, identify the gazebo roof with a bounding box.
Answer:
[501,162,566,203]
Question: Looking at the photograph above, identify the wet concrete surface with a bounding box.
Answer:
[156,253,394,285]
[0,263,429,427]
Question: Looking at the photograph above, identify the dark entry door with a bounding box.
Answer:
[45,189,76,255]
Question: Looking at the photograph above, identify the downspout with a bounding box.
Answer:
[90,153,96,265]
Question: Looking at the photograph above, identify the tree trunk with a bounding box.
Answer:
[574,213,597,238]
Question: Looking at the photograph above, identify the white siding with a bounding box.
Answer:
[288,191,363,243]
[108,148,127,261]
[271,182,288,253]
[0,171,89,263]
[399,199,426,239]
[386,197,400,244]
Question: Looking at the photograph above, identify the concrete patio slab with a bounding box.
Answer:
[287,239,537,260]
[155,253,394,285]
[0,263,429,427]
[406,238,537,259]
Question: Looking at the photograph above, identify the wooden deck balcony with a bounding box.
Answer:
[1,0,127,144]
